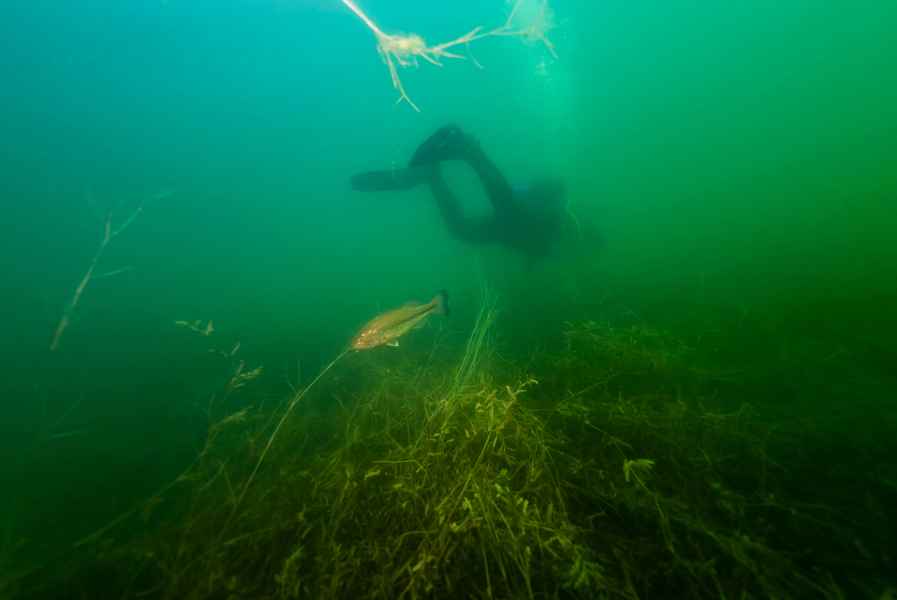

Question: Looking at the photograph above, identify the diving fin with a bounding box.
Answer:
[350,166,432,192]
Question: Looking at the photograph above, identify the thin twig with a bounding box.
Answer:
[50,201,144,351]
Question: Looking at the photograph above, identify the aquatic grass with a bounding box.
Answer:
[543,322,851,598]
[451,286,498,394]
[258,372,606,599]
[13,310,882,599]
[232,348,351,519]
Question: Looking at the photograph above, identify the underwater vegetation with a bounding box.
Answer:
[342,0,558,111]
[4,295,893,599]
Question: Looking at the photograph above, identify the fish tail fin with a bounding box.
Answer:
[433,289,450,316]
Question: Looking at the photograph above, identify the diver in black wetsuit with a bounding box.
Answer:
[350,125,572,260]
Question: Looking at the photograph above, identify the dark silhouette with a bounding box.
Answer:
[351,125,573,260]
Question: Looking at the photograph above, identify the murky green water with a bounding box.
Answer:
[2,1,895,597]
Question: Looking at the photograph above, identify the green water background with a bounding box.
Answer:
[1,0,895,577]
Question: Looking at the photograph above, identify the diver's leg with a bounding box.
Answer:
[350,165,433,192]
[409,124,470,166]
[463,141,516,215]
[428,166,493,244]
[410,125,516,215]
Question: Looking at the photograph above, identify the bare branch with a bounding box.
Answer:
[341,0,489,111]
[340,1,559,111]
[50,200,145,351]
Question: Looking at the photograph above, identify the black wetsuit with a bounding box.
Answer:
[351,125,566,259]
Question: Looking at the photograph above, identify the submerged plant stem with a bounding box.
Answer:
[233,348,350,513]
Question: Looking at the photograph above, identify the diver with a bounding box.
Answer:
[350,124,579,261]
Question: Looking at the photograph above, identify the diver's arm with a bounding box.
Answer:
[462,139,517,216]
[429,166,495,244]
[409,125,517,216]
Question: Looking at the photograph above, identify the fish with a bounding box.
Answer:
[351,291,449,350]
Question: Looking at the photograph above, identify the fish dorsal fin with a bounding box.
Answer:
[401,300,419,308]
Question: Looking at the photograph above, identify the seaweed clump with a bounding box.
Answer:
[15,308,861,599]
